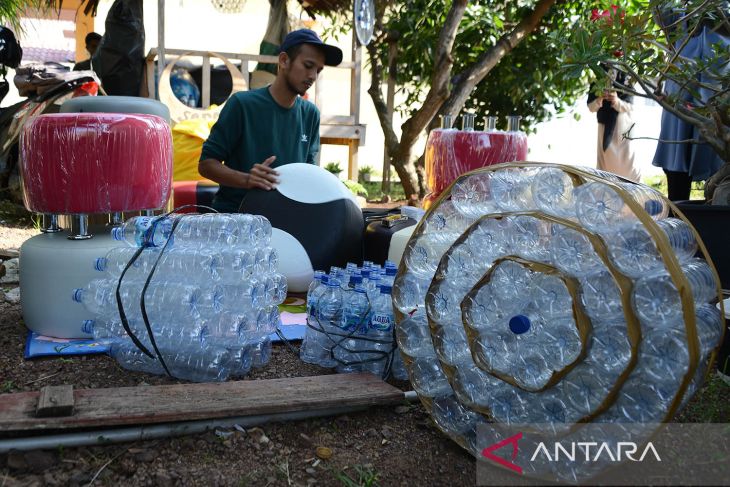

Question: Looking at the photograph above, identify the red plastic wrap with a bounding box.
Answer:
[20,113,173,214]
[424,129,528,208]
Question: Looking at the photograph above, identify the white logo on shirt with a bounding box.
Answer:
[301,134,308,143]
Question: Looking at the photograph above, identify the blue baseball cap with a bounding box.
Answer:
[279,29,343,67]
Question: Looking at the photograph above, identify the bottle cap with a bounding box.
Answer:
[509,315,531,335]
[94,257,107,272]
[111,226,123,241]
[72,288,83,302]
[81,319,95,334]
[380,285,393,294]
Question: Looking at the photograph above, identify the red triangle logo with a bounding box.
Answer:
[481,432,523,474]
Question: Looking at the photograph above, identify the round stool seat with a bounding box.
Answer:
[21,113,172,214]
[60,96,171,124]
[424,129,528,208]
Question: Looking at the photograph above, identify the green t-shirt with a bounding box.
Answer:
[200,87,321,212]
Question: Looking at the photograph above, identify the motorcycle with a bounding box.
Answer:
[0,66,100,204]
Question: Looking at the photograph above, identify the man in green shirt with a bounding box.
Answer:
[199,29,343,212]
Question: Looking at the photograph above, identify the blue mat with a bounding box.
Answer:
[24,314,308,359]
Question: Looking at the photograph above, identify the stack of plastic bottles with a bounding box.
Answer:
[393,163,726,482]
[300,260,408,380]
[72,213,286,382]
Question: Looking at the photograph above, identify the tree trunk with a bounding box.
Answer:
[367,0,468,205]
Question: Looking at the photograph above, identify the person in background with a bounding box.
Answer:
[586,68,640,182]
[198,29,342,213]
[73,32,101,71]
[651,8,730,201]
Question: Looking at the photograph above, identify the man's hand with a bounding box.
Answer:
[244,156,280,190]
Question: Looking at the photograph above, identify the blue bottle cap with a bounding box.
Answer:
[81,319,95,334]
[111,226,123,241]
[644,199,663,216]
[94,257,107,272]
[509,315,531,335]
[380,285,393,294]
[350,275,363,285]
[72,288,83,303]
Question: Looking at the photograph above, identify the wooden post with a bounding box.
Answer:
[156,0,166,100]
[348,33,362,182]
[382,38,397,195]
[202,54,211,108]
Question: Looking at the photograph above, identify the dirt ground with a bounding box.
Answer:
[1,205,729,487]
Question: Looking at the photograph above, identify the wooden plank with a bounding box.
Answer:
[321,124,366,144]
[36,386,74,418]
[0,374,404,432]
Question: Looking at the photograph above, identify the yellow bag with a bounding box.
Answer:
[172,119,216,181]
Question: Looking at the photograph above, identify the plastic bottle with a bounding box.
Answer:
[310,278,343,368]
[574,181,668,233]
[361,284,396,376]
[94,247,161,278]
[340,284,370,334]
[632,258,717,323]
[548,225,604,277]
[381,263,397,288]
[172,213,240,248]
[452,173,497,218]
[73,279,116,315]
[531,167,578,219]
[490,168,536,211]
[251,337,272,368]
[111,216,173,248]
[301,273,328,365]
[579,271,625,322]
[605,218,698,278]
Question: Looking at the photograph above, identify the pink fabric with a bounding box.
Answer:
[21,113,172,214]
[424,129,528,208]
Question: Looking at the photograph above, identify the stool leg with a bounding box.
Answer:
[68,214,93,240]
[40,214,63,233]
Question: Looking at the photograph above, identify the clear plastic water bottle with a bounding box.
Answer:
[172,213,240,248]
[251,337,272,368]
[395,315,435,359]
[579,271,625,322]
[112,216,173,248]
[341,285,370,333]
[632,258,717,323]
[695,303,723,358]
[407,356,453,397]
[361,284,396,376]
[381,263,397,287]
[452,173,498,218]
[490,167,536,211]
[301,273,328,365]
[605,218,698,278]
[312,278,343,368]
[73,279,115,315]
[94,246,161,278]
[229,213,272,247]
[549,225,604,277]
[574,181,668,233]
[531,167,579,219]
[155,248,223,283]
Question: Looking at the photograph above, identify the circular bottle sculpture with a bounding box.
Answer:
[393,162,725,483]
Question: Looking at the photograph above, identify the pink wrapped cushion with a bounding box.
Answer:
[20,112,172,214]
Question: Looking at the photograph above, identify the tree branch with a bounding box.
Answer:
[398,0,468,154]
[439,0,558,118]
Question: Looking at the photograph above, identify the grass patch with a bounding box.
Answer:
[676,372,730,423]
[642,174,706,201]
[333,464,380,487]
[362,181,407,203]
